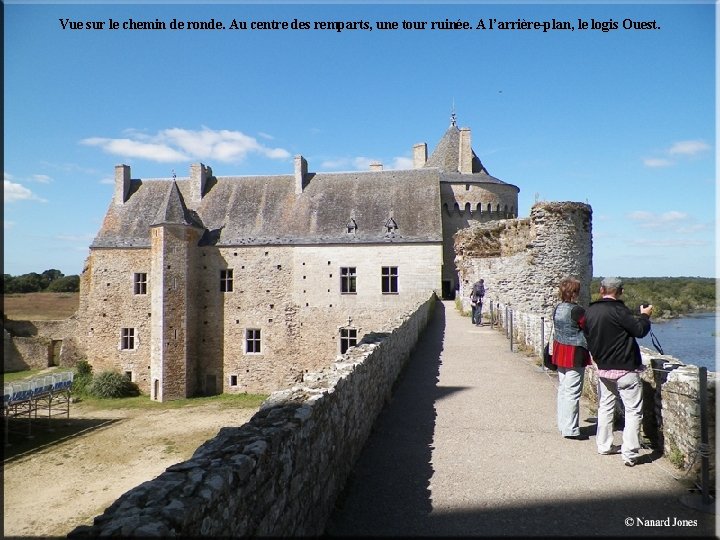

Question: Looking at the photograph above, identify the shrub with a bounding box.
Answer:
[75,360,92,376]
[88,371,140,399]
[72,360,94,396]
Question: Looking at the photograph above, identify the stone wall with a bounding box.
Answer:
[68,294,436,537]
[455,201,592,356]
[661,365,716,483]
[583,351,715,489]
[454,199,714,487]
[3,318,82,372]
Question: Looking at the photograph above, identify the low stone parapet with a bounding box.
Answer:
[68,294,436,537]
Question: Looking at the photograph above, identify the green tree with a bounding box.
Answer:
[47,275,80,292]
[13,273,44,293]
[4,274,18,293]
[41,269,64,288]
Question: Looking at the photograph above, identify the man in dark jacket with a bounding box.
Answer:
[470,279,485,326]
[584,277,653,467]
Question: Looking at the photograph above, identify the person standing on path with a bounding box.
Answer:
[551,276,591,440]
[470,279,485,326]
[583,277,653,467]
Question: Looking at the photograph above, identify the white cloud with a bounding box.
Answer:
[4,180,46,203]
[677,223,711,233]
[643,139,710,168]
[627,210,689,229]
[389,156,414,170]
[319,155,414,171]
[81,137,189,163]
[630,238,707,247]
[668,140,710,156]
[353,156,375,170]
[54,233,95,242]
[4,220,15,229]
[320,158,349,170]
[81,127,291,164]
[99,176,114,185]
[31,174,52,183]
[642,157,673,168]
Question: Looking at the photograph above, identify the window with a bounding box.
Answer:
[381,266,398,294]
[340,267,357,294]
[346,218,357,234]
[229,375,238,387]
[134,273,147,295]
[221,269,234,292]
[340,327,358,354]
[121,328,136,350]
[124,371,133,381]
[245,328,261,354]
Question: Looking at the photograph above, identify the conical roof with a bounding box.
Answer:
[152,181,200,227]
[425,120,488,174]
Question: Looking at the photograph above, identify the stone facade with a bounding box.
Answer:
[68,295,435,537]
[68,118,516,401]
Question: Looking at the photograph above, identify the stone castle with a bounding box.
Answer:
[73,115,527,401]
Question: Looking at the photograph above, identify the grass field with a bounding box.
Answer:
[4,292,79,320]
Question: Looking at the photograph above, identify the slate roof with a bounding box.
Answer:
[151,181,203,228]
[426,124,520,193]
[426,124,488,175]
[91,168,443,249]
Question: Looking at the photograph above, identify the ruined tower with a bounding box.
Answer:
[414,114,520,298]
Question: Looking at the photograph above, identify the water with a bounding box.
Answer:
[638,312,717,372]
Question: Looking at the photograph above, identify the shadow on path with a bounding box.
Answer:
[324,301,716,537]
[325,301,454,535]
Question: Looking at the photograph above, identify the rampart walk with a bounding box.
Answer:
[326,302,714,536]
[69,299,714,537]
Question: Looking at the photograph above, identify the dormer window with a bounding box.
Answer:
[384,217,398,234]
[346,218,357,234]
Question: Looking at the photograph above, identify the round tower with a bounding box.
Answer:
[420,115,520,298]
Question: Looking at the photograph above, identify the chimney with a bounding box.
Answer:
[294,155,308,194]
[459,128,472,174]
[413,143,427,168]
[369,161,383,172]
[114,164,131,205]
[190,163,212,201]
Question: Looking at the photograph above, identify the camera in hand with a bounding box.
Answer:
[641,302,650,308]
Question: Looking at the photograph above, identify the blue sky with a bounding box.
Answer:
[4,2,716,278]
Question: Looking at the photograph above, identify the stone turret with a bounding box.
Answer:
[149,182,203,401]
